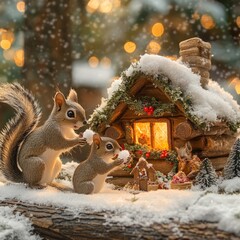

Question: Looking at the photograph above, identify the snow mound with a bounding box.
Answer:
[219,177,240,193]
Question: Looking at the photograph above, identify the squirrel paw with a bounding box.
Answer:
[114,158,124,166]
[78,137,87,146]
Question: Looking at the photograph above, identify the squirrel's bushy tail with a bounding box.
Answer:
[0,83,41,182]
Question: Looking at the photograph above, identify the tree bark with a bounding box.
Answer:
[0,199,239,240]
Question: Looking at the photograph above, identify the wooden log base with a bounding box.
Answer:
[0,199,239,240]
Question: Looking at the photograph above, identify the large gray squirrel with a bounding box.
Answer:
[0,83,87,187]
[73,133,124,194]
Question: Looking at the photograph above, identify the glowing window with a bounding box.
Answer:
[134,120,170,150]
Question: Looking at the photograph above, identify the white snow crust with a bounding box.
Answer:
[1,161,240,237]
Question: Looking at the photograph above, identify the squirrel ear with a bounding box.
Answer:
[93,133,101,149]
[67,89,78,103]
[54,92,66,111]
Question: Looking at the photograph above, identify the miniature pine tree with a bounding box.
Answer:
[195,158,218,190]
[224,138,240,179]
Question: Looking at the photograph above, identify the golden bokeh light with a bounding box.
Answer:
[86,0,100,13]
[1,31,14,43]
[124,41,136,53]
[88,56,99,68]
[16,1,25,12]
[151,22,164,37]
[200,14,215,30]
[99,0,112,13]
[229,77,240,94]
[86,0,120,14]
[14,49,24,67]
[236,16,240,28]
[0,40,11,50]
[147,40,161,54]
[100,57,111,67]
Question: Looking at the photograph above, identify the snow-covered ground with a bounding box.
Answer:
[0,169,240,238]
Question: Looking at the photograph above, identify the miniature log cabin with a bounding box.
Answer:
[89,37,240,186]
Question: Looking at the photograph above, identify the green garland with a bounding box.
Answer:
[123,143,179,173]
[125,96,176,117]
[89,65,240,132]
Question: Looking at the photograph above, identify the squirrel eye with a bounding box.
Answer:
[105,142,113,151]
[67,110,75,118]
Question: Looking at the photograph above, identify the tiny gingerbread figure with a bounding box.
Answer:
[130,157,157,191]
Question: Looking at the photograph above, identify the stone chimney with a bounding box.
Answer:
[179,37,211,88]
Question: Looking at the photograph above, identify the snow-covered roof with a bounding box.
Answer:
[90,54,240,131]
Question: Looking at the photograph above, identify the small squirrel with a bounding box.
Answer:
[73,133,123,194]
[0,83,87,187]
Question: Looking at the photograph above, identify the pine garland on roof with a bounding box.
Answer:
[89,65,239,132]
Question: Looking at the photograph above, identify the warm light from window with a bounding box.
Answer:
[134,122,151,148]
[88,56,99,68]
[16,1,25,12]
[14,49,24,67]
[236,16,240,28]
[200,14,215,30]
[147,41,161,54]
[152,122,169,150]
[0,40,11,50]
[124,41,136,53]
[134,121,170,150]
[151,22,164,37]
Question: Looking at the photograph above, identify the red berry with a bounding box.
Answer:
[137,150,143,155]
[144,107,149,113]
[127,164,132,168]
[149,106,154,112]
[145,152,151,158]
[147,111,152,116]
